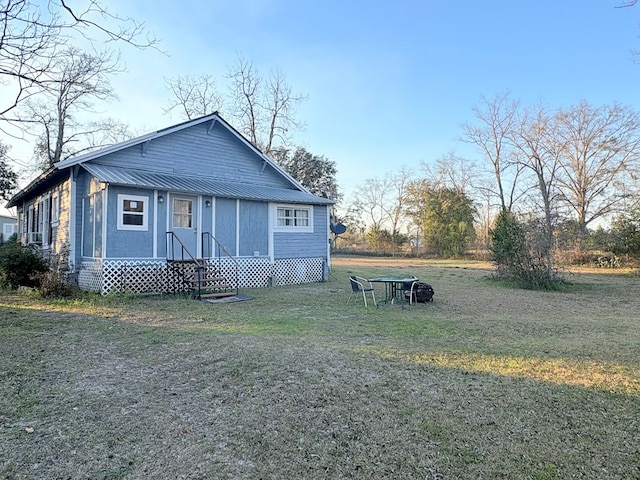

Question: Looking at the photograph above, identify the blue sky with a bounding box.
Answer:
[8,0,640,209]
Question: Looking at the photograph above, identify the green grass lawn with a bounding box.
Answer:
[1,258,639,479]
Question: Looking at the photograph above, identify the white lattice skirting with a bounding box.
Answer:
[77,257,326,295]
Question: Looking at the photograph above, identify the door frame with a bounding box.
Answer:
[168,193,201,258]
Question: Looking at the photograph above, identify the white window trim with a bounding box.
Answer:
[117,194,148,231]
[272,204,313,233]
[50,191,60,226]
[40,195,50,248]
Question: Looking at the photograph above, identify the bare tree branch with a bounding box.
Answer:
[552,101,640,235]
[0,0,158,122]
[59,0,159,49]
[22,46,124,168]
[164,74,224,120]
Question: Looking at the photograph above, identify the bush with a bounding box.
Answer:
[610,209,640,259]
[489,210,563,290]
[0,236,50,289]
[489,210,528,277]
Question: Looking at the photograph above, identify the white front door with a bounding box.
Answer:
[170,194,199,259]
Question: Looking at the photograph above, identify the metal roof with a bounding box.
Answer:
[82,164,334,205]
[6,113,334,208]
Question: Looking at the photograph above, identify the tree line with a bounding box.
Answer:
[338,92,640,286]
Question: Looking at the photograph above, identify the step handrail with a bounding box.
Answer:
[166,231,205,298]
[165,231,202,265]
[202,232,239,296]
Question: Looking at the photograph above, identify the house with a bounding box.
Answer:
[0,214,17,242]
[6,113,335,295]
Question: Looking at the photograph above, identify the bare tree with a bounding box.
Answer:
[226,56,306,154]
[462,92,525,212]
[164,74,224,120]
[0,0,157,126]
[348,170,414,255]
[352,177,388,233]
[20,47,122,168]
[164,57,307,155]
[422,151,478,195]
[553,101,640,238]
[383,168,413,256]
[226,57,260,146]
[262,68,306,154]
[29,118,132,173]
[509,103,562,275]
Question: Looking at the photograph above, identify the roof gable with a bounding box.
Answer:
[8,113,333,208]
[55,113,305,191]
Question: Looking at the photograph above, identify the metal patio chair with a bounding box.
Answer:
[403,279,419,305]
[348,275,377,307]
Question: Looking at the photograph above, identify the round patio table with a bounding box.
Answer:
[368,276,418,305]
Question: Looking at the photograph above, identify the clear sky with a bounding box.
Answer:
[6,0,640,211]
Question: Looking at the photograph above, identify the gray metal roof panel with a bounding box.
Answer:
[82,164,334,205]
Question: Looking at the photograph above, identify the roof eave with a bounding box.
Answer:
[5,166,60,209]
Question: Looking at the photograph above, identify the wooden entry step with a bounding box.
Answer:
[200,291,237,299]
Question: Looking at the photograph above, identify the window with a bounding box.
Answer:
[172,198,193,228]
[274,204,313,232]
[27,202,44,245]
[117,194,148,231]
[3,222,15,239]
[278,207,309,227]
[23,193,58,246]
[50,191,59,224]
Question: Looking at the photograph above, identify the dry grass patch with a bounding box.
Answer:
[1,257,639,479]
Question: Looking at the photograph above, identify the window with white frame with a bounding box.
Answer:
[23,193,59,247]
[50,191,59,224]
[26,202,44,245]
[274,204,313,232]
[117,194,148,231]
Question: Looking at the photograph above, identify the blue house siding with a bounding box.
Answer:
[104,185,155,258]
[214,197,237,255]
[156,191,168,258]
[239,200,268,256]
[91,122,292,189]
[273,205,329,259]
[201,195,214,238]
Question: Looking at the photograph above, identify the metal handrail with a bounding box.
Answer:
[165,231,201,265]
[166,232,204,298]
[201,232,239,295]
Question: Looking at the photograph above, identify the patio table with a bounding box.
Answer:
[368,275,418,305]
